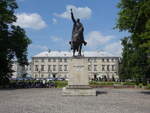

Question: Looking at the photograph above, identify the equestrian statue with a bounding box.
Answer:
[69,9,87,56]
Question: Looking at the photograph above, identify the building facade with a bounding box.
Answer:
[12,61,32,78]
[32,51,119,80]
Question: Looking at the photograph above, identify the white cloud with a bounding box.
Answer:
[54,5,92,19]
[103,41,122,56]
[85,31,122,56]
[52,18,57,24]
[86,31,113,47]
[29,44,48,51]
[14,13,47,30]
[51,36,62,42]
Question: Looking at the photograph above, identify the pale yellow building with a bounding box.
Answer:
[32,51,119,80]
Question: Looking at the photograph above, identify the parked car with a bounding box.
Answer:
[47,77,56,81]
[56,78,65,81]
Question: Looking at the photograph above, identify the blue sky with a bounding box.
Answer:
[15,0,127,59]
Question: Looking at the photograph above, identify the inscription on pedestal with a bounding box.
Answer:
[73,65,84,71]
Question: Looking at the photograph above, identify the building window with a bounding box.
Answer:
[53,58,56,62]
[107,65,109,71]
[53,65,56,71]
[48,58,51,62]
[94,65,97,71]
[112,65,115,71]
[41,59,44,62]
[88,65,91,71]
[64,65,68,71]
[22,66,25,71]
[107,59,109,62]
[64,58,67,62]
[41,75,44,78]
[34,59,39,62]
[41,65,45,71]
[102,65,105,71]
[35,74,37,78]
[35,65,38,71]
[59,58,62,62]
[59,65,62,71]
[48,65,51,71]
[88,58,91,62]
[102,58,105,62]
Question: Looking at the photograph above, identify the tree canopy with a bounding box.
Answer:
[0,0,31,85]
[116,0,150,84]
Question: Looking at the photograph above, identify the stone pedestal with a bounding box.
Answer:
[62,57,96,96]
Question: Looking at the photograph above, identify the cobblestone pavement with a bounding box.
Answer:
[0,88,150,113]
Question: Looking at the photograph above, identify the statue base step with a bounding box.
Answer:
[62,86,96,96]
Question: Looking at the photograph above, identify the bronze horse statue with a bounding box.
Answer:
[69,9,87,56]
[69,34,85,56]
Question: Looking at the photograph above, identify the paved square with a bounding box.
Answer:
[0,88,150,113]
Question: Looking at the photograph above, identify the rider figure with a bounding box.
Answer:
[70,9,87,49]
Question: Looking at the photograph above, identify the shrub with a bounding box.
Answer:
[138,83,143,88]
[89,81,120,86]
[55,81,68,88]
[146,84,150,89]
[123,82,136,86]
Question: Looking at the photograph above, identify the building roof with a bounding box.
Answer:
[33,51,119,58]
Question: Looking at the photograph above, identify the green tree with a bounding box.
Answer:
[116,0,150,84]
[119,37,133,80]
[0,0,31,86]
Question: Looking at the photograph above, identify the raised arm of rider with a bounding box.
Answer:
[71,9,76,24]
